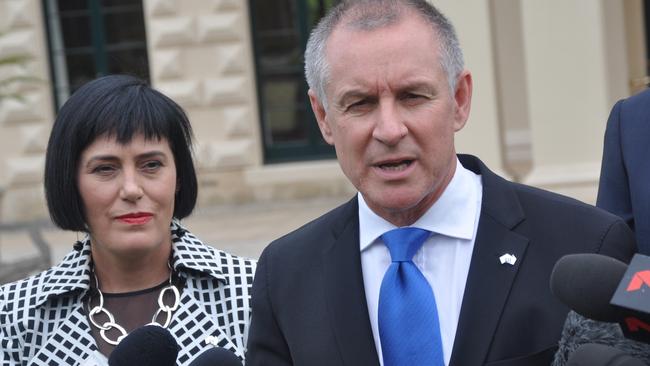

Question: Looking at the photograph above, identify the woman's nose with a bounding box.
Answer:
[119,171,144,201]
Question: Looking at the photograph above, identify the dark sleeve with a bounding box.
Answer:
[246,248,293,366]
[597,219,637,264]
[597,100,635,232]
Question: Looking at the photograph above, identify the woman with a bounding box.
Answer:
[0,75,256,365]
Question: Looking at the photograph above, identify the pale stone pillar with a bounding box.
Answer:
[433,0,506,175]
[519,0,631,203]
[143,0,263,205]
[0,0,55,221]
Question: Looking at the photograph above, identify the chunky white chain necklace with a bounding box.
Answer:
[87,264,180,346]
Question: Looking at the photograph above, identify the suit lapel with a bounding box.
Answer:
[322,198,381,366]
[449,214,529,365]
[450,155,530,366]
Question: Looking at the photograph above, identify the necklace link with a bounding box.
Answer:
[88,264,179,346]
[88,306,115,331]
[149,285,180,328]
[100,322,128,346]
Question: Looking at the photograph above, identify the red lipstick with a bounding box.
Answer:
[116,212,153,225]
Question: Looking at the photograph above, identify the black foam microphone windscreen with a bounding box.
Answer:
[108,325,179,366]
[189,347,243,366]
[566,343,646,366]
[550,253,627,322]
[552,311,650,366]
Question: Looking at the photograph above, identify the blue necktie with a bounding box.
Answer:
[378,227,444,366]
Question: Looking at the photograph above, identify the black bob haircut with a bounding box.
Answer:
[44,74,198,231]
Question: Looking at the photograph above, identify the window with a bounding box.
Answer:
[250,0,338,163]
[43,0,149,108]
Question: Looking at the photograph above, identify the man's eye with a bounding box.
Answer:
[347,99,370,111]
[404,93,424,100]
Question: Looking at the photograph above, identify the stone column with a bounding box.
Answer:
[519,0,632,203]
[0,0,55,221]
[434,0,506,176]
[143,0,262,206]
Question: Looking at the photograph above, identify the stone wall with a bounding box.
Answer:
[0,0,643,222]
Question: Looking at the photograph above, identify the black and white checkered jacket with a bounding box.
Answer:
[0,220,256,365]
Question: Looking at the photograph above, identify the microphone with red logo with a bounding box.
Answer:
[550,253,650,365]
[610,254,650,343]
[551,253,650,343]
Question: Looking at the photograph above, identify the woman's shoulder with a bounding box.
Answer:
[206,245,258,267]
[172,226,256,282]
[0,269,53,319]
[1,247,90,314]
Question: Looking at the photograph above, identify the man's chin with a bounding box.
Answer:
[364,192,435,225]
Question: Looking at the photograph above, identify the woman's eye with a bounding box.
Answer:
[142,160,163,172]
[91,165,116,175]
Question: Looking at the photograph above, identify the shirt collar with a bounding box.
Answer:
[35,219,227,307]
[359,158,481,252]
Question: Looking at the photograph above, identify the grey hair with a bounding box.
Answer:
[304,0,464,110]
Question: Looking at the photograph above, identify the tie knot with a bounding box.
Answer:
[381,227,431,262]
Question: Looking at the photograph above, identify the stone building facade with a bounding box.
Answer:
[0,0,646,222]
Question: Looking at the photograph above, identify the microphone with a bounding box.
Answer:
[108,325,179,366]
[188,347,243,366]
[550,253,650,343]
[566,343,646,366]
[550,253,626,322]
[553,311,650,365]
[550,254,650,366]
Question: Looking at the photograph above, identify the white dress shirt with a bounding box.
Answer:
[359,159,483,366]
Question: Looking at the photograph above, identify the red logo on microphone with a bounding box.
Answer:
[626,317,650,332]
[626,270,650,292]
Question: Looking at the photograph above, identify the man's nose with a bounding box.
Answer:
[372,101,408,146]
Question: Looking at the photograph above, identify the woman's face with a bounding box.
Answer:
[77,133,177,260]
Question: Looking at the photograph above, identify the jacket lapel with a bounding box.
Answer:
[450,155,529,366]
[169,220,247,363]
[170,289,243,362]
[29,302,98,366]
[322,198,381,366]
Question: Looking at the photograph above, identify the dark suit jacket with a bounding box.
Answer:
[247,154,635,366]
[597,88,650,254]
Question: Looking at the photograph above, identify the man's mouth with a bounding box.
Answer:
[377,159,414,171]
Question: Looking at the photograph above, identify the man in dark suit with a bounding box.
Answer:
[597,88,650,255]
[246,1,635,365]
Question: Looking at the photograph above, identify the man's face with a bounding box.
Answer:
[309,13,472,226]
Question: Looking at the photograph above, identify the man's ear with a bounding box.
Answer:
[452,70,473,132]
[308,89,334,145]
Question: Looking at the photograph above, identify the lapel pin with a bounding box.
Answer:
[499,253,517,266]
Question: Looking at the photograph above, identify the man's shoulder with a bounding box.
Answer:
[621,88,650,111]
[461,154,622,226]
[262,197,357,256]
[505,180,635,260]
[613,88,650,131]
[510,180,621,224]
